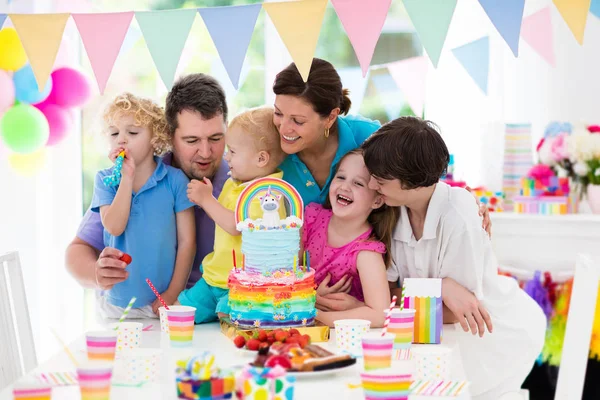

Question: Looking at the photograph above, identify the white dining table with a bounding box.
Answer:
[0,321,471,400]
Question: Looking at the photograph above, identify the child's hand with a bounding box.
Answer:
[120,149,136,180]
[109,147,124,162]
[151,291,179,315]
[316,292,364,311]
[187,177,213,206]
[442,277,493,337]
[316,273,353,297]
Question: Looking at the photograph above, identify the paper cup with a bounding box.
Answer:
[158,307,169,333]
[77,361,113,400]
[108,322,142,352]
[360,368,413,400]
[334,319,371,355]
[166,305,196,347]
[13,383,52,399]
[387,309,415,360]
[86,330,118,361]
[411,345,452,380]
[361,332,395,370]
[113,348,162,384]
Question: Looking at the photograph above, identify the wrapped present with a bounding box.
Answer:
[220,318,329,343]
[513,196,570,215]
[235,366,295,400]
[176,352,235,400]
[402,278,443,344]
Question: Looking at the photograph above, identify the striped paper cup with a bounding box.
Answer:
[86,331,118,361]
[360,368,413,400]
[387,309,415,360]
[76,361,113,400]
[361,332,395,370]
[13,383,52,399]
[166,306,196,347]
[107,322,142,352]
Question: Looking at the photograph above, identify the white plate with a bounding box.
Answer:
[287,361,357,378]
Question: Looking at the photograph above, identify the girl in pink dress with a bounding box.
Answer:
[304,149,398,327]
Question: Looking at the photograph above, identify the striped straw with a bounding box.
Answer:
[401,284,406,311]
[50,328,78,366]
[381,295,397,337]
[114,296,136,330]
[146,278,169,310]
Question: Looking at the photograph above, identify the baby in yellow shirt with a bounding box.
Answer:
[178,107,287,323]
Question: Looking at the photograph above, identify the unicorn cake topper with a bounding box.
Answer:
[259,186,282,228]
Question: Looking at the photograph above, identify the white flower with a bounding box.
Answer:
[573,162,589,177]
[538,140,555,165]
[595,167,600,177]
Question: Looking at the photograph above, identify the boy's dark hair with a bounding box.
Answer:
[165,73,228,136]
[362,117,450,189]
[323,149,399,268]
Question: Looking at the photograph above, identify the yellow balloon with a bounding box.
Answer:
[0,28,28,71]
[8,148,47,176]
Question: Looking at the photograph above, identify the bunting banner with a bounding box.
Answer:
[402,0,457,68]
[331,0,392,77]
[262,0,328,82]
[118,24,143,58]
[9,14,70,91]
[136,9,196,90]
[337,66,369,114]
[387,56,428,119]
[452,36,490,95]
[521,7,555,67]
[0,15,6,28]
[553,0,591,45]
[591,0,600,18]
[199,4,261,90]
[72,12,134,94]
[478,0,525,57]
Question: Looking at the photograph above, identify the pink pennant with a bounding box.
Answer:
[72,12,134,94]
[387,56,429,118]
[331,0,392,76]
[521,7,555,67]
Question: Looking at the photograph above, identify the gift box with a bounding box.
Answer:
[235,366,295,400]
[176,352,235,400]
[402,278,443,344]
[220,318,329,343]
[513,195,570,215]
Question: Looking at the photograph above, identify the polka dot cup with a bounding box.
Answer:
[334,319,371,355]
[108,322,143,352]
[113,348,162,385]
[158,307,169,333]
[411,345,452,380]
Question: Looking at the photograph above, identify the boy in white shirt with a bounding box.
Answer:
[362,117,547,400]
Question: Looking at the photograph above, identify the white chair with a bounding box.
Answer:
[0,251,37,389]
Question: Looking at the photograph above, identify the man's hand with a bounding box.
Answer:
[187,178,213,206]
[442,277,493,337]
[95,247,129,290]
[316,292,364,312]
[316,273,352,297]
[151,290,178,315]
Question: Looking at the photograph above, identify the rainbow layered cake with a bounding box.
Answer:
[228,178,316,328]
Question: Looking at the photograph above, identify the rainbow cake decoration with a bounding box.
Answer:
[228,178,316,328]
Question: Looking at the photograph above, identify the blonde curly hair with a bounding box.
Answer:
[103,92,171,156]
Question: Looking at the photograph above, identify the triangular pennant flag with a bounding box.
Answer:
[135,9,196,90]
[0,15,6,28]
[118,24,143,58]
[387,56,428,118]
[521,7,555,67]
[199,4,261,89]
[591,0,600,18]
[9,14,70,90]
[451,37,489,95]
[403,0,457,68]
[210,58,251,100]
[331,0,392,77]
[553,0,591,45]
[478,0,525,57]
[263,0,328,81]
[72,12,134,94]
[338,67,369,114]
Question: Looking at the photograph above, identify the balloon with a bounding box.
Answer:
[8,148,48,176]
[39,104,72,146]
[13,64,53,104]
[0,103,49,154]
[47,67,91,108]
[0,28,28,71]
[0,70,15,113]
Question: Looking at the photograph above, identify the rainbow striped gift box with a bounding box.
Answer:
[402,279,442,344]
[502,123,533,211]
[360,369,413,400]
[513,195,569,215]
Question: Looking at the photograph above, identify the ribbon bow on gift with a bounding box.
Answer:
[176,352,218,380]
[103,150,125,187]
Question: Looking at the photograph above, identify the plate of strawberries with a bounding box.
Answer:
[232,328,311,354]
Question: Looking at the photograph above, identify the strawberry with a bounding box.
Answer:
[288,328,300,336]
[267,335,276,345]
[274,330,288,343]
[233,335,246,349]
[246,339,261,351]
[257,330,268,342]
[285,336,298,345]
[119,253,132,265]
[297,336,308,349]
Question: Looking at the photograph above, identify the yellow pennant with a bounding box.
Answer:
[553,0,591,45]
[263,0,328,82]
[9,13,70,90]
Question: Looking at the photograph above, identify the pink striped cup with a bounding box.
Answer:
[13,383,52,399]
[387,309,415,360]
[166,305,196,347]
[86,331,118,361]
[361,332,395,370]
[77,361,113,400]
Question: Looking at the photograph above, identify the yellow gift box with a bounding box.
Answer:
[219,318,330,343]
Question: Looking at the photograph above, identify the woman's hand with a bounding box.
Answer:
[316,273,352,297]
[316,292,364,311]
[466,186,492,237]
[442,277,493,337]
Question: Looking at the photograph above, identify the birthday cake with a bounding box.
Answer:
[228,178,316,328]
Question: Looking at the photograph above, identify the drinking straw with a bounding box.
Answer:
[114,296,136,330]
[232,249,237,269]
[50,328,78,366]
[146,278,168,310]
[401,283,406,311]
[381,295,397,337]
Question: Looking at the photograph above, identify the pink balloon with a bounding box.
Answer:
[46,67,91,108]
[0,70,15,113]
[40,104,73,146]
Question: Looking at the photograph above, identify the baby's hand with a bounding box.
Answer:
[187,177,213,206]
